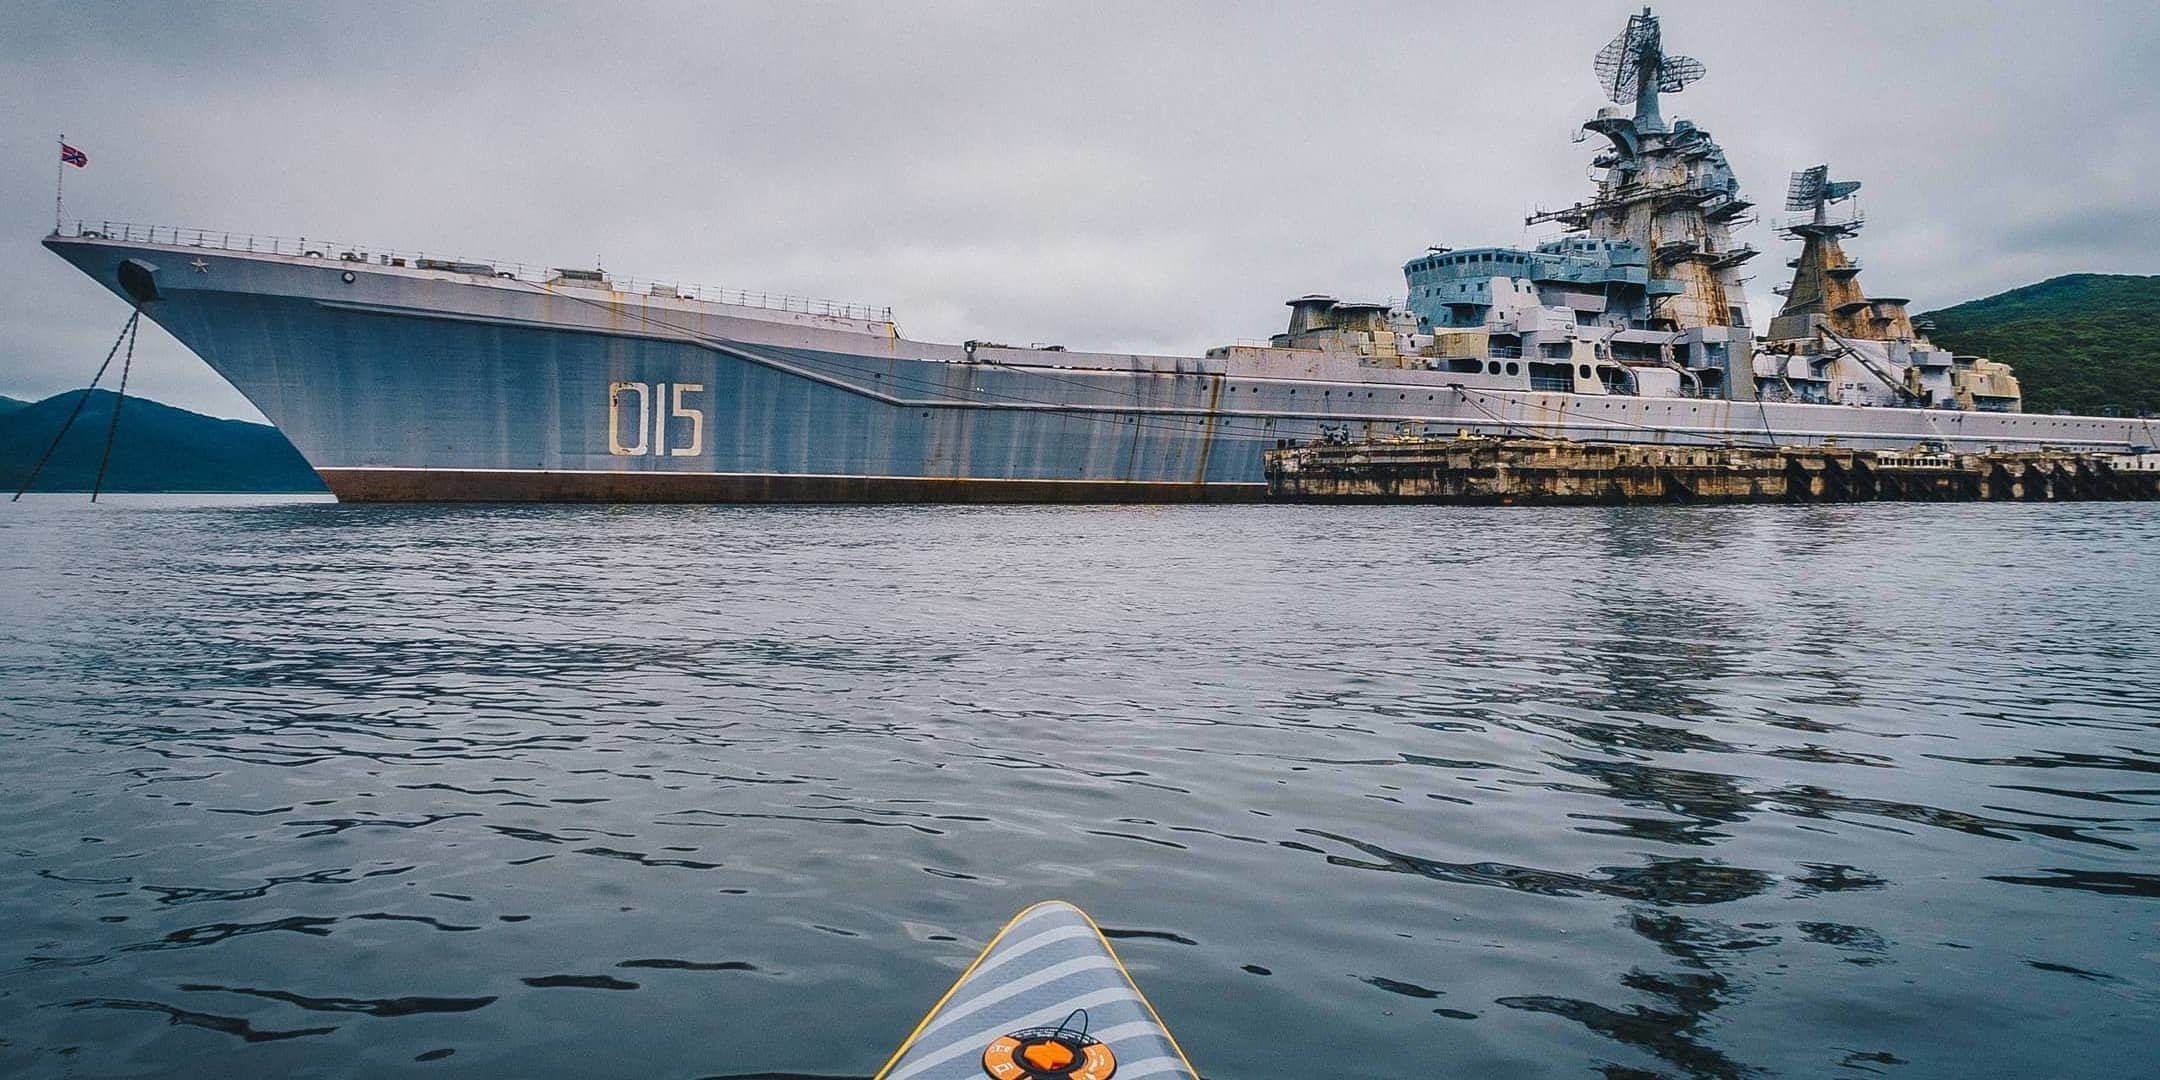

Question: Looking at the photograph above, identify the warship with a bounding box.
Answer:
[42,9,2157,502]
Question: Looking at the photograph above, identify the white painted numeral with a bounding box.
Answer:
[669,383,704,457]
[608,381,649,455]
[610,380,705,456]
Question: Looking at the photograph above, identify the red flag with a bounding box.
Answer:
[61,144,87,168]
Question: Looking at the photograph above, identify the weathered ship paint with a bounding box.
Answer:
[42,230,2158,504]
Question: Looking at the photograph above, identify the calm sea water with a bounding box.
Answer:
[1,497,2155,1079]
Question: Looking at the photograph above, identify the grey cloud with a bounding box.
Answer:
[3,0,2154,419]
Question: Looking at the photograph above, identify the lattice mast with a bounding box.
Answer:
[1535,8,1755,334]
[1769,165,1916,341]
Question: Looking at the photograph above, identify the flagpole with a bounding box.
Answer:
[55,133,65,234]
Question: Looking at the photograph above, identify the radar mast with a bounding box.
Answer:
[1525,8,1756,346]
[1594,6,1705,133]
[1768,165,1917,341]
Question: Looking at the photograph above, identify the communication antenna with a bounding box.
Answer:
[1784,164,1862,225]
[1593,8,1703,130]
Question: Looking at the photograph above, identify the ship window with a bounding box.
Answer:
[1486,360,1501,374]
[1505,362,1520,376]
[1579,364,1592,379]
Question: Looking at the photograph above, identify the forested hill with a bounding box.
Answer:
[1920,274,2160,416]
[0,390,325,493]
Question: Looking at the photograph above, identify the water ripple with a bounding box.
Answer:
[2,498,2156,1078]
[63,998,339,1043]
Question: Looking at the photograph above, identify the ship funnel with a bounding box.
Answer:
[1284,294,1339,335]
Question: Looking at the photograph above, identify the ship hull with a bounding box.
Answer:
[45,235,2160,503]
[315,468,1266,503]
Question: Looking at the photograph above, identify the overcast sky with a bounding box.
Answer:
[3,0,2156,420]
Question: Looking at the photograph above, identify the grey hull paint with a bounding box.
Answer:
[46,237,2160,502]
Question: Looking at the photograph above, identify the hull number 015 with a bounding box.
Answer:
[608,381,705,457]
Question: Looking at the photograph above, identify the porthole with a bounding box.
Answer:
[1578,364,1591,379]
[1487,361,1501,374]
[1505,362,1519,376]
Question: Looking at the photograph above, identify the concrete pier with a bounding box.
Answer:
[1264,436,2160,504]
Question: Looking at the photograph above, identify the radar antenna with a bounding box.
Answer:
[1784,164,1863,225]
[1594,7,1703,131]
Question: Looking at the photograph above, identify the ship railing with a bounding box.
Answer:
[52,220,895,323]
[1777,209,1865,233]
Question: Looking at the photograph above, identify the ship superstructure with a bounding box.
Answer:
[1403,8,1759,402]
[1277,9,2034,420]
[38,9,2154,502]
[1760,165,2022,411]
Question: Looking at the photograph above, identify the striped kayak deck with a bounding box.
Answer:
[874,901,1199,1080]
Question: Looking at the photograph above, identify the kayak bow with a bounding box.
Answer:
[873,900,1200,1080]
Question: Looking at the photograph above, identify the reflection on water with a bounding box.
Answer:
[1,497,2156,1079]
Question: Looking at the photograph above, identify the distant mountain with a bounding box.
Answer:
[0,390,326,493]
[1920,274,2160,416]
